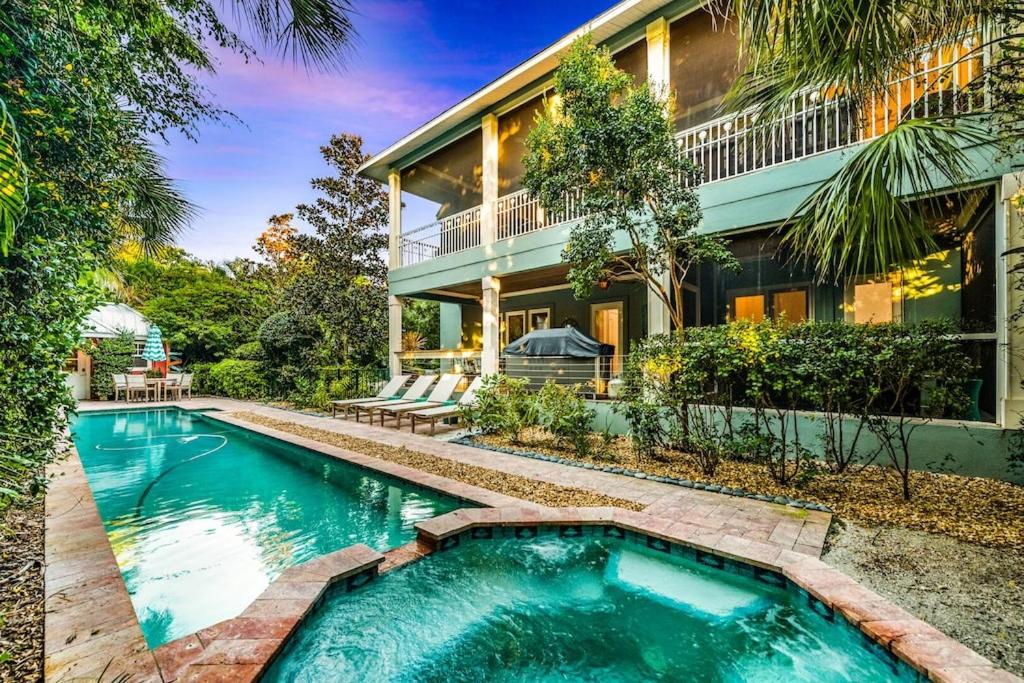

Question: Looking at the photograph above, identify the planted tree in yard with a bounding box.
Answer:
[523,38,738,328]
[287,134,389,366]
[726,0,1021,282]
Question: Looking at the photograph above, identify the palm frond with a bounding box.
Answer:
[0,98,28,256]
[118,142,197,257]
[230,0,357,71]
[780,118,992,281]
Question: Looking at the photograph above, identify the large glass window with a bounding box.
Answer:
[669,5,741,132]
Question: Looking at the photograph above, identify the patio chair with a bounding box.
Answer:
[350,375,437,423]
[330,375,410,418]
[126,374,154,402]
[371,373,464,429]
[165,373,192,400]
[408,376,483,435]
[112,374,128,401]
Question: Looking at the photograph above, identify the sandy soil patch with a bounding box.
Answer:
[0,498,43,682]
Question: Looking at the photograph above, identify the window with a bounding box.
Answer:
[732,294,765,322]
[669,4,741,132]
[591,301,624,374]
[502,307,551,346]
[529,308,550,332]
[729,288,808,323]
[848,278,899,324]
[772,290,808,323]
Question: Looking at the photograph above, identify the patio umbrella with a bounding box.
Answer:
[141,325,167,364]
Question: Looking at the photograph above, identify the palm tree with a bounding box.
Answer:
[723,0,1022,280]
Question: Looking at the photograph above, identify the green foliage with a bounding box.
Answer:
[0,0,357,507]
[208,359,265,400]
[287,135,389,366]
[258,311,321,366]
[727,0,1017,283]
[187,362,217,395]
[86,332,135,400]
[461,375,538,445]
[620,320,973,495]
[231,341,264,360]
[536,381,596,457]
[523,37,738,328]
[130,255,273,363]
[402,299,441,349]
[0,99,27,255]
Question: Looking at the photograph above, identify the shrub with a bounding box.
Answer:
[461,374,537,445]
[87,331,135,399]
[187,362,217,395]
[230,341,264,361]
[208,359,265,400]
[618,320,973,495]
[536,381,596,457]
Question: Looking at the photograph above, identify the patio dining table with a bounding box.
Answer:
[145,377,177,401]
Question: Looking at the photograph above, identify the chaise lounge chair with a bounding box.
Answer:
[350,375,437,423]
[330,375,410,418]
[371,373,463,429]
[408,376,483,435]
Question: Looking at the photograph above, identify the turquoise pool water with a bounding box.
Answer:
[70,408,463,648]
[266,534,917,682]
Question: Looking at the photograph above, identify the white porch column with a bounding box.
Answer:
[388,295,403,377]
[388,169,402,270]
[481,113,499,246]
[646,17,673,336]
[481,276,501,375]
[1000,172,1024,426]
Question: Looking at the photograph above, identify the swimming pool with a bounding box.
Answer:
[70,408,464,647]
[266,532,916,682]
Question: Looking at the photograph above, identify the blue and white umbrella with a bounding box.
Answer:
[141,325,167,363]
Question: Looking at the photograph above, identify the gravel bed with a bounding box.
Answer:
[229,412,644,511]
[825,521,1024,676]
[0,498,43,682]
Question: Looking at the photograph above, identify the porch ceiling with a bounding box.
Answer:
[416,264,572,301]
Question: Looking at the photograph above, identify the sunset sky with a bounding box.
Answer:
[165,0,613,261]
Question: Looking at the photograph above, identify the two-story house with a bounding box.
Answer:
[357,0,1024,455]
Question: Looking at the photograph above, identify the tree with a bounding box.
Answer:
[287,134,389,365]
[0,0,357,505]
[724,0,1021,280]
[523,37,738,329]
[127,255,274,362]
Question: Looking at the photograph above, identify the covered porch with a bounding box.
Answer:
[389,263,655,399]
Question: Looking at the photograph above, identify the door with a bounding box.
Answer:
[504,311,526,346]
[63,352,89,400]
[591,301,624,375]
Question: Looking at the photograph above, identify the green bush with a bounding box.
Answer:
[620,320,973,496]
[86,331,135,399]
[536,381,596,457]
[230,341,264,360]
[461,374,537,445]
[208,359,265,400]
[258,311,319,366]
[188,362,217,395]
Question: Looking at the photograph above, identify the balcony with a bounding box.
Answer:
[396,36,985,268]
